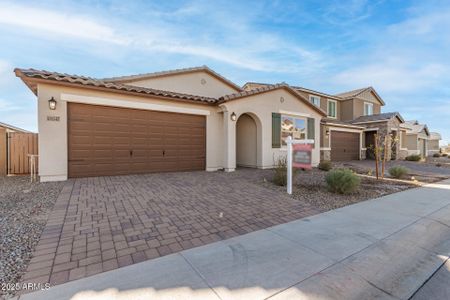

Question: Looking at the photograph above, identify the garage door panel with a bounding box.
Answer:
[68,103,206,177]
[331,131,360,161]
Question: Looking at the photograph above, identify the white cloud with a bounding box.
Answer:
[0,59,14,87]
[0,2,323,73]
[388,9,450,38]
[333,62,447,93]
[0,98,21,111]
[322,0,375,25]
[0,2,127,44]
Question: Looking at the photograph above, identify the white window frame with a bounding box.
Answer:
[280,114,307,147]
[364,102,374,116]
[327,99,337,119]
[309,95,320,107]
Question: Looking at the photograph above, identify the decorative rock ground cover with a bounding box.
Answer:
[0,176,63,299]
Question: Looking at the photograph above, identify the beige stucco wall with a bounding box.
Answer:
[353,98,381,118]
[296,90,340,120]
[428,139,439,151]
[406,134,418,150]
[36,83,323,181]
[340,100,354,121]
[320,124,329,148]
[220,89,323,169]
[126,71,239,98]
[236,114,257,167]
[36,83,224,181]
[418,138,427,157]
[400,130,407,148]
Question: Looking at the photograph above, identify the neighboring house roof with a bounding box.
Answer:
[14,68,218,105]
[350,112,404,124]
[429,132,441,140]
[335,87,369,98]
[242,82,341,100]
[401,120,430,135]
[217,83,327,116]
[0,121,32,133]
[102,65,242,92]
[335,86,386,105]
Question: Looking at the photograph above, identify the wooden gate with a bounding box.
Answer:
[7,132,38,174]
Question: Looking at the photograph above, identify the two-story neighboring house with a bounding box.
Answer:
[244,84,408,162]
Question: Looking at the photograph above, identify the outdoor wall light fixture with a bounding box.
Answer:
[326,129,330,136]
[48,97,57,110]
[230,112,237,121]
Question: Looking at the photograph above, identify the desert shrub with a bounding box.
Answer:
[443,153,449,157]
[272,156,297,186]
[325,169,360,194]
[388,166,408,179]
[318,160,332,171]
[436,163,442,167]
[433,153,441,157]
[405,154,421,161]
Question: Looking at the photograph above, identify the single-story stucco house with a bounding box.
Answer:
[15,66,444,181]
[15,66,325,182]
[401,120,430,158]
[428,132,442,156]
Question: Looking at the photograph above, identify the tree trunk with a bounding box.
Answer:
[382,135,388,179]
[374,134,379,179]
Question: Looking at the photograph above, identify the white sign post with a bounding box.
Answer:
[286,136,314,195]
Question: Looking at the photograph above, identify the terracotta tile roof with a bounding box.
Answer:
[14,68,218,104]
[218,83,327,116]
[102,65,242,92]
[218,83,289,102]
[350,112,404,124]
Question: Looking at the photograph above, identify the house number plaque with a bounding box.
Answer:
[47,116,60,121]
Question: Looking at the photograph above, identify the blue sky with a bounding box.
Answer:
[0,0,449,145]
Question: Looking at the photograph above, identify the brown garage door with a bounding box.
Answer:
[68,103,206,178]
[331,131,360,161]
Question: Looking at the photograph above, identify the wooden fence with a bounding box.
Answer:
[0,128,6,176]
[7,132,38,174]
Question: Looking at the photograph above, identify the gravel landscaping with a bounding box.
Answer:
[226,167,417,212]
[0,176,63,299]
[338,160,450,183]
[257,168,415,211]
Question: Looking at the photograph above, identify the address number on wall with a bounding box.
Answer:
[47,116,60,121]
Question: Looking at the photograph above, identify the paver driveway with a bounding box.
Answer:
[21,169,320,289]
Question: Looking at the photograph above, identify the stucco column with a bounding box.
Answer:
[37,89,68,182]
[222,110,236,172]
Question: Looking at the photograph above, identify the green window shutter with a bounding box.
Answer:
[307,117,315,148]
[272,113,281,148]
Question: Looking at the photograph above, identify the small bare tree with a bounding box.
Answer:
[372,132,399,179]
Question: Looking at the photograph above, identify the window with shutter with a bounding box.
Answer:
[272,113,281,148]
[307,118,315,148]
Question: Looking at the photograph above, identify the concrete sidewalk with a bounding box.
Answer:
[19,179,450,300]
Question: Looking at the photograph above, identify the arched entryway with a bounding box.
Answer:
[236,113,258,168]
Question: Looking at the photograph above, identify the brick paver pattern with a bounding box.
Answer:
[21,169,321,288]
